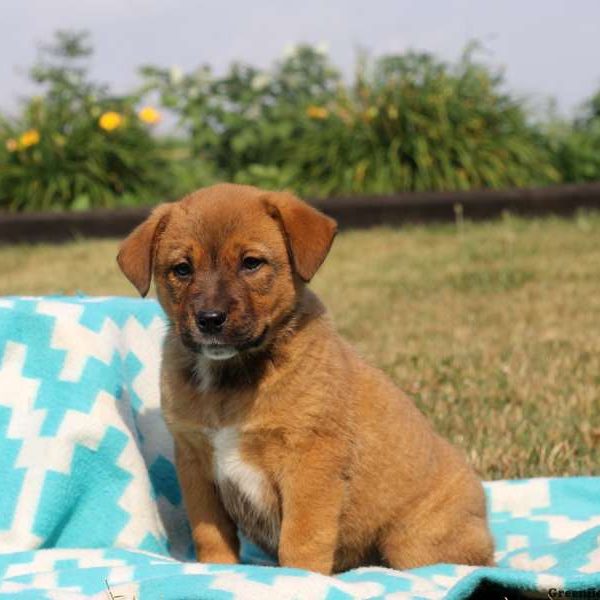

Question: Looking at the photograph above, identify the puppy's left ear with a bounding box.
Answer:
[263,192,337,282]
[117,203,172,297]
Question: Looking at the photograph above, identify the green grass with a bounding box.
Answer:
[1,212,599,480]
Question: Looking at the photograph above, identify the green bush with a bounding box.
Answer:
[548,91,600,183]
[141,45,340,189]
[0,32,173,211]
[143,44,561,198]
[0,31,599,212]
[289,47,561,196]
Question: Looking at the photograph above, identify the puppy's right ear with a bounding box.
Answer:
[117,203,172,297]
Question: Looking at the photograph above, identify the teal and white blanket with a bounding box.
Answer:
[0,296,598,599]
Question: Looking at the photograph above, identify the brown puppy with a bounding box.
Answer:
[117,183,494,574]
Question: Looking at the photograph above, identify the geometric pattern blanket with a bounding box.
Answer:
[0,296,598,599]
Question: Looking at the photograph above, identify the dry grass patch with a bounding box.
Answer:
[1,212,598,480]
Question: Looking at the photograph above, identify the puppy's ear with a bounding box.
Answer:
[117,203,172,297]
[263,192,337,282]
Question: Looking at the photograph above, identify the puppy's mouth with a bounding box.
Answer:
[182,327,269,360]
[201,344,239,361]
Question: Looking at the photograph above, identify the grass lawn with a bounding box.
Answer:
[1,212,598,480]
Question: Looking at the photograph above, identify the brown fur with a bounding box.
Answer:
[117,183,495,574]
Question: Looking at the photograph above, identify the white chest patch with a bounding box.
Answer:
[203,426,267,511]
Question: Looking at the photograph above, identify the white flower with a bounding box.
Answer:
[250,73,271,91]
[282,43,298,59]
[315,41,329,56]
[246,104,261,120]
[169,65,184,85]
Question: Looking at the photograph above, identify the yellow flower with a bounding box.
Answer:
[354,162,368,183]
[138,106,161,125]
[99,111,124,131]
[364,106,379,121]
[336,107,352,124]
[306,105,329,120]
[19,129,40,149]
[5,138,18,152]
[387,105,399,120]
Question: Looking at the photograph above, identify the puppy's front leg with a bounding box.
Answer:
[175,438,239,564]
[278,444,345,575]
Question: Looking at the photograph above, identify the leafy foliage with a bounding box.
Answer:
[293,48,561,195]
[141,46,341,189]
[0,32,173,211]
[0,32,598,211]
[548,91,600,183]
[144,44,561,198]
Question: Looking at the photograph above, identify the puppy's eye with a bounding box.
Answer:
[242,256,264,271]
[172,262,192,278]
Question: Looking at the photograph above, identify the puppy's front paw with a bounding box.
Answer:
[279,548,333,575]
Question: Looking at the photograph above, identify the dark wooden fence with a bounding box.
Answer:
[1,181,599,244]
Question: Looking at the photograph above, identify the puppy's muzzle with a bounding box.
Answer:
[196,310,227,334]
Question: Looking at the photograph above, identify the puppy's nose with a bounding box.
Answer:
[196,310,227,334]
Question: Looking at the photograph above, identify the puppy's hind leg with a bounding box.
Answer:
[379,515,495,570]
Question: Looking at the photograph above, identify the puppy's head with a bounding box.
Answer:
[117,184,337,361]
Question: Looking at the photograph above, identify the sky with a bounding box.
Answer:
[1,0,599,117]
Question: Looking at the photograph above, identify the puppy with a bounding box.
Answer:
[117,183,494,574]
